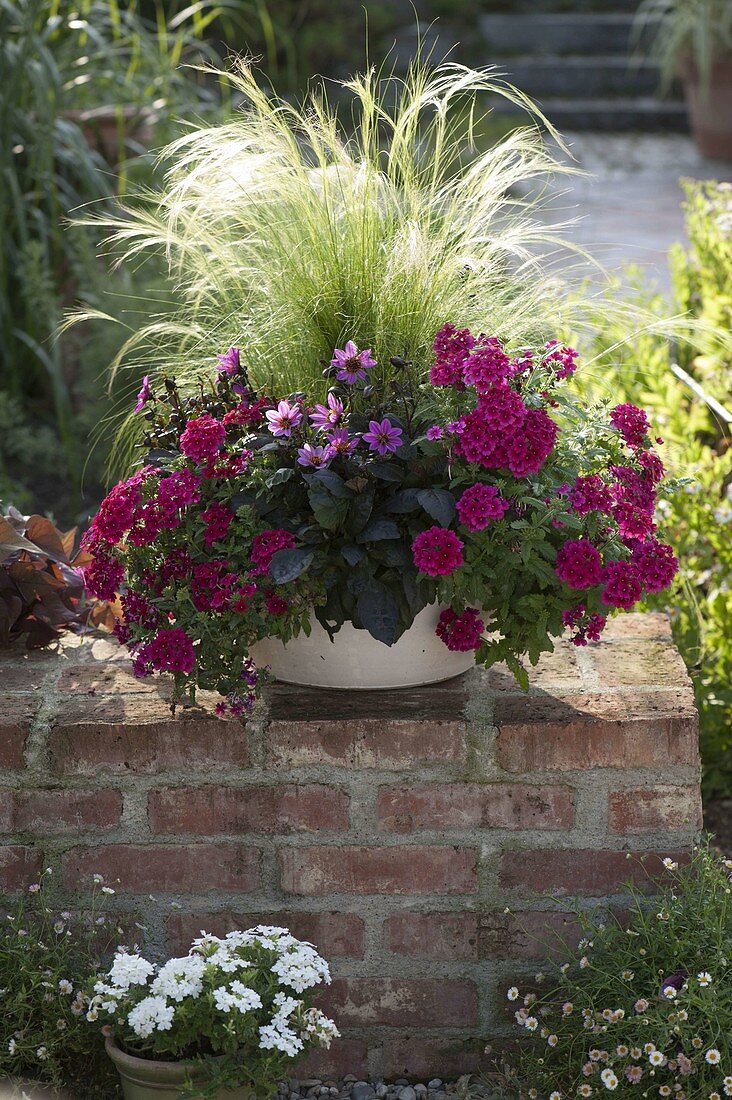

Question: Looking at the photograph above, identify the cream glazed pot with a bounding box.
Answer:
[249,603,476,690]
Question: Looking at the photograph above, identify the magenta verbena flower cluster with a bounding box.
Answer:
[82,323,678,710]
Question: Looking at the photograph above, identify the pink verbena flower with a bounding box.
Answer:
[504,408,559,477]
[223,397,269,428]
[157,469,202,516]
[231,581,257,613]
[180,413,227,464]
[612,501,655,541]
[430,323,475,386]
[611,465,656,513]
[139,627,195,674]
[601,560,642,609]
[250,529,296,575]
[201,501,234,547]
[610,403,650,449]
[264,589,289,615]
[331,340,376,385]
[91,473,148,544]
[555,539,603,589]
[477,386,527,433]
[631,538,678,593]
[363,418,403,456]
[159,548,192,585]
[637,448,665,482]
[569,475,612,516]
[120,591,159,629]
[412,526,464,577]
[456,483,510,531]
[265,399,303,438]
[310,393,344,431]
[190,561,238,611]
[562,604,607,646]
[454,409,506,467]
[83,551,124,601]
[436,606,484,651]
[462,337,511,391]
[544,340,579,379]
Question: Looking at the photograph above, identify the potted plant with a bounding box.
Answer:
[89,926,338,1100]
[634,0,732,160]
[79,62,680,704]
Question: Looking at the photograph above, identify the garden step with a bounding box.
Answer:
[501,95,686,131]
[479,13,651,56]
[496,56,662,98]
[491,95,688,131]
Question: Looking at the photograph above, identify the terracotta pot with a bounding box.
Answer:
[249,602,476,689]
[679,54,732,161]
[105,1035,254,1100]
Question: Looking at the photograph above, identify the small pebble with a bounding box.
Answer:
[353,1085,376,1100]
[428,1084,442,1092]
[415,1087,427,1096]
[399,1088,417,1100]
[376,1087,388,1099]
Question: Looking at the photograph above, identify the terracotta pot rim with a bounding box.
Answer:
[105,1034,199,1082]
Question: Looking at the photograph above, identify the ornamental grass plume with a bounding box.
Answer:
[72,55,582,476]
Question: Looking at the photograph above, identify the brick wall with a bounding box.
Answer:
[0,613,700,1078]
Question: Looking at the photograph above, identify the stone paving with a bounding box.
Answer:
[539,133,732,291]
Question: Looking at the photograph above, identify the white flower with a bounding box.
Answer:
[58,979,73,995]
[36,1046,49,1061]
[600,1070,618,1091]
[109,951,155,992]
[259,1020,303,1058]
[579,956,590,969]
[101,886,115,895]
[663,986,677,999]
[697,972,712,987]
[649,1051,666,1067]
[271,942,331,993]
[299,1008,339,1047]
[706,1050,721,1065]
[127,996,175,1038]
[525,1017,539,1031]
[507,987,519,1001]
[663,859,678,871]
[151,955,205,1003]
[27,884,40,894]
[8,1039,16,1054]
[93,874,104,884]
[723,1078,732,1097]
[550,1092,561,1100]
[548,1035,559,1048]
[577,1086,593,1097]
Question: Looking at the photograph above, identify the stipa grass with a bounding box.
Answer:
[73,56,584,476]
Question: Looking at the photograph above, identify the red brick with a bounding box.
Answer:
[0,846,43,891]
[280,846,477,896]
[385,909,584,961]
[0,789,121,833]
[377,783,575,832]
[496,691,698,772]
[319,977,477,1027]
[609,787,703,834]
[167,910,365,959]
[382,1038,493,1079]
[50,697,249,775]
[266,719,466,770]
[295,1039,369,1080]
[0,697,33,769]
[499,848,690,896]
[149,785,348,835]
[62,844,260,893]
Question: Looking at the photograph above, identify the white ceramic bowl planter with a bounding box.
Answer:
[249,603,475,690]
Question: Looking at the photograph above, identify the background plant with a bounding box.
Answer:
[0,870,134,1098]
[500,845,732,1100]
[633,0,732,91]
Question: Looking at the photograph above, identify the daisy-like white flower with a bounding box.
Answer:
[525,1016,539,1031]
[706,1050,721,1065]
[507,987,519,1001]
[634,998,649,1013]
[330,341,376,384]
[697,971,713,987]
[58,979,73,995]
[649,1051,666,1067]
[625,1067,643,1084]
[548,1035,559,1048]
[631,1048,642,1060]
[663,858,679,871]
[658,1087,672,1097]
[621,970,635,981]
[617,1045,629,1057]
[562,1002,574,1015]
[550,1092,561,1100]
[691,1038,703,1049]
[579,956,590,969]
[600,1069,618,1090]
[711,1093,722,1100]
[578,1086,593,1097]
[723,1078,732,1097]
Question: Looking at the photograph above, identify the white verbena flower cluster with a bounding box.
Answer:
[90,925,339,1055]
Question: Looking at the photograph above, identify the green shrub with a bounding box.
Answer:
[0,870,140,1098]
[502,845,732,1100]
[572,182,732,800]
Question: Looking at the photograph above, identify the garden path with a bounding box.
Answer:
[539,133,732,291]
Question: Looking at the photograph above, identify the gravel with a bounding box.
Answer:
[276,1078,494,1100]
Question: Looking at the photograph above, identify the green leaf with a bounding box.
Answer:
[309,469,352,499]
[307,485,349,530]
[268,548,314,584]
[385,489,421,513]
[368,461,404,483]
[266,468,294,488]
[341,545,365,566]
[417,488,456,527]
[357,582,399,645]
[356,518,400,543]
